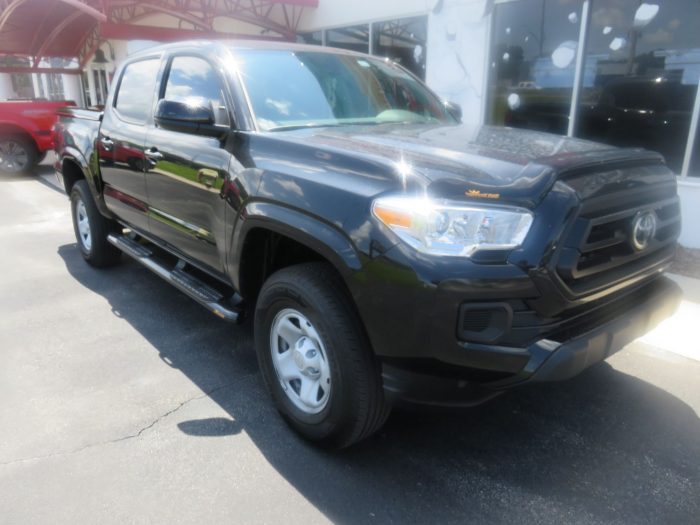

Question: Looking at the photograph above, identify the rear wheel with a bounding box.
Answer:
[0,136,37,174]
[70,180,121,267]
[255,262,390,448]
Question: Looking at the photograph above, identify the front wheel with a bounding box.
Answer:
[255,262,390,448]
[70,180,121,267]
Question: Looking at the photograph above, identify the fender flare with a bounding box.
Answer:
[231,201,362,291]
[59,147,112,218]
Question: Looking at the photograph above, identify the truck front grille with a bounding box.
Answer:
[555,179,680,297]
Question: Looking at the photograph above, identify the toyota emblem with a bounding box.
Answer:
[631,210,657,251]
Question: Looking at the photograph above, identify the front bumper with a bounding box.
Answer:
[379,276,681,406]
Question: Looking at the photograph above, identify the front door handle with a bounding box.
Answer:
[144,147,164,163]
[197,168,219,188]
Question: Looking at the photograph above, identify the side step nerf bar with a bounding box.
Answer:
[107,233,243,323]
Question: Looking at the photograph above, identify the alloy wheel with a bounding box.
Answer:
[0,140,29,173]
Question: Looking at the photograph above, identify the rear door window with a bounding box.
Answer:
[114,59,161,122]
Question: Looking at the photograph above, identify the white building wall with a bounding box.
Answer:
[678,180,700,248]
[298,0,429,30]
[425,1,490,126]
[62,74,83,105]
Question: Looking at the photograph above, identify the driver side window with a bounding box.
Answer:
[163,56,230,126]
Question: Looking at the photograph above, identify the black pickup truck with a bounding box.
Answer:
[55,41,682,448]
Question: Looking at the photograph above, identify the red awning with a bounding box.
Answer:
[0,0,318,73]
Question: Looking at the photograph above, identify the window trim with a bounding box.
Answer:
[681,82,700,177]
[566,0,591,137]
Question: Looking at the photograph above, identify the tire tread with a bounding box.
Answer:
[70,180,121,267]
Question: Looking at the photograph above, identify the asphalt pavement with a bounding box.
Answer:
[1,161,699,524]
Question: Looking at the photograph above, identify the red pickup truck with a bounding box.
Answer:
[0,99,74,174]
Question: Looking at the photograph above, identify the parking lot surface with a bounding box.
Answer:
[1,164,699,524]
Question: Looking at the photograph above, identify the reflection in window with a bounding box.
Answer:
[372,16,427,80]
[326,24,369,53]
[164,56,229,125]
[114,59,160,122]
[487,0,583,134]
[237,50,451,131]
[577,0,700,174]
[298,31,322,46]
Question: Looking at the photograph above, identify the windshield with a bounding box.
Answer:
[234,49,456,131]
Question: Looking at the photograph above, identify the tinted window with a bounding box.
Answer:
[114,59,160,122]
[163,56,229,126]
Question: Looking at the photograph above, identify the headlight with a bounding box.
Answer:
[372,196,533,257]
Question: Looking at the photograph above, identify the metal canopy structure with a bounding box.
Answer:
[0,0,318,73]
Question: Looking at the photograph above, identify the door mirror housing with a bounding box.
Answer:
[444,100,463,122]
[154,97,228,138]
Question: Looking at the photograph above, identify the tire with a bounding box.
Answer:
[255,262,390,449]
[70,180,121,267]
[0,136,37,174]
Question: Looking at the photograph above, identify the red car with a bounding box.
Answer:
[0,99,75,174]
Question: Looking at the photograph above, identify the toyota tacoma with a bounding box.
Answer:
[55,41,681,448]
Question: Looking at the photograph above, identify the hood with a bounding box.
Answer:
[265,124,660,208]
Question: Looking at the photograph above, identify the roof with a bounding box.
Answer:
[126,38,368,59]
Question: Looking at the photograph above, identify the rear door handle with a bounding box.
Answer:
[144,147,164,162]
[197,168,219,188]
[99,136,114,151]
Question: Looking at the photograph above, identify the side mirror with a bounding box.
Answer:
[154,97,227,138]
[445,100,463,122]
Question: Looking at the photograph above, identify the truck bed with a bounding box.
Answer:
[56,107,103,121]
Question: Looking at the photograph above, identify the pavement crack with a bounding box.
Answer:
[0,381,238,468]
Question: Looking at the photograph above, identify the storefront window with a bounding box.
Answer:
[46,74,64,101]
[576,0,700,174]
[487,0,583,134]
[326,24,369,53]
[10,73,33,99]
[372,16,428,80]
[298,31,322,46]
[81,71,92,106]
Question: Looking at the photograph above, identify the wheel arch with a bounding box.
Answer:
[0,122,40,152]
[232,202,363,302]
[61,156,86,194]
[61,152,112,218]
